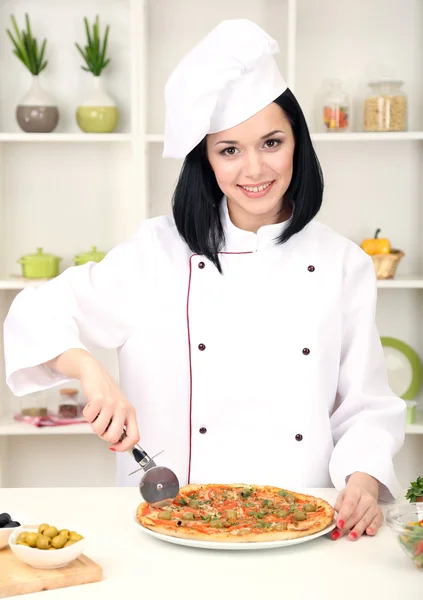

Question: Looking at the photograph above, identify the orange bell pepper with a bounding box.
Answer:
[361,229,391,256]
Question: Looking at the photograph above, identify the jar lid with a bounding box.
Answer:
[74,246,106,262]
[368,77,404,87]
[20,247,61,261]
[60,388,79,395]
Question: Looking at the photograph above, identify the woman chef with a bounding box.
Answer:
[3,20,405,543]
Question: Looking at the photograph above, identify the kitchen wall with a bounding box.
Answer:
[0,0,421,490]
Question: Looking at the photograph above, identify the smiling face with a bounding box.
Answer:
[206,102,295,232]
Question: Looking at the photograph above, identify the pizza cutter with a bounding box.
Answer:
[118,430,180,506]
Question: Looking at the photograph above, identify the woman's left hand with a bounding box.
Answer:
[331,472,383,541]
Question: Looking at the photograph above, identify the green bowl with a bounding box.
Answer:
[76,106,118,133]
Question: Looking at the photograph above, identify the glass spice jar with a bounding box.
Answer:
[20,391,48,417]
[363,79,407,132]
[322,79,350,132]
[58,388,80,419]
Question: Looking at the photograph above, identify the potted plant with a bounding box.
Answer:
[75,16,118,133]
[6,14,59,133]
[406,477,423,503]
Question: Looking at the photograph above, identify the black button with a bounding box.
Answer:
[198,343,206,351]
[295,434,303,441]
[302,348,310,355]
[198,262,205,269]
[308,265,315,272]
[199,427,207,434]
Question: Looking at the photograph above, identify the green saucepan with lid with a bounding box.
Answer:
[73,246,106,266]
[18,247,62,279]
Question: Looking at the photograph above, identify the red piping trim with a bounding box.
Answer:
[186,255,194,484]
[186,250,253,485]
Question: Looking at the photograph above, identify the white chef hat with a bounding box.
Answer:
[162,19,288,159]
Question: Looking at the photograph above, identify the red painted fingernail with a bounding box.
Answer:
[338,520,345,528]
[109,448,116,452]
[331,530,340,541]
[350,531,358,540]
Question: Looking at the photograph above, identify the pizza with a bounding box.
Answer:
[136,483,335,542]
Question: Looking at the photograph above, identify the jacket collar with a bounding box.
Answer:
[220,196,292,252]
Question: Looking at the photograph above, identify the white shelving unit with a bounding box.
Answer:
[0,414,421,437]
[0,133,132,142]
[0,0,422,489]
[0,416,92,436]
[147,132,423,143]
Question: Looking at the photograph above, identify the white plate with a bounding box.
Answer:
[135,516,336,550]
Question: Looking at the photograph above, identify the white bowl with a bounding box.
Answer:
[9,527,86,569]
[0,525,20,550]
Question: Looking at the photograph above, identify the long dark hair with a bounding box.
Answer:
[172,88,324,273]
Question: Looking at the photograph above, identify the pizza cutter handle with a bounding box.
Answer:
[117,429,157,471]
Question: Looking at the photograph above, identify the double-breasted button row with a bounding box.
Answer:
[198,260,315,272]
[198,426,302,441]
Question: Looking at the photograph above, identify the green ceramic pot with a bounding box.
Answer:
[73,246,106,266]
[76,76,119,133]
[18,247,61,278]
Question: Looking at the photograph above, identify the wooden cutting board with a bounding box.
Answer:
[0,547,103,598]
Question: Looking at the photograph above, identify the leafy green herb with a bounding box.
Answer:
[406,477,423,503]
[6,14,48,75]
[262,499,269,507]
[278,490,287,497]
[177,497,187,506]
[75,15,110,76]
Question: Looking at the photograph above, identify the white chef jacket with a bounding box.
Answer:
[3,198,406,501]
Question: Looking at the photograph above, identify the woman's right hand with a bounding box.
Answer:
[79,357,140,452]
[46,349,140,452]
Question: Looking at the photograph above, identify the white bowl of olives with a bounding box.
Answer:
[9,523,86,569]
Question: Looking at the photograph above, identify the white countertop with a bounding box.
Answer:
[1,487,420,600]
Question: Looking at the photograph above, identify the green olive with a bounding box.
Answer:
[303,504,316,513]
[226,510,237,520]
[17,532,28,543]
[51,535,67,549]
[182,512,194,520]
[59,529,70,539]
[273,522,287,531]
[159,511,172,520]
[44,526,58,539]
[188,499,199,509]
[210,520,223,528]
[26,532,39,547]
[294,511,307,521]
[64,540,76,547]
[36,535,51,550]
[69,532,83,541]
[286,494,296,503]
[18,542,29,546]
[276,510,288,518]
[38,523,49,535]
